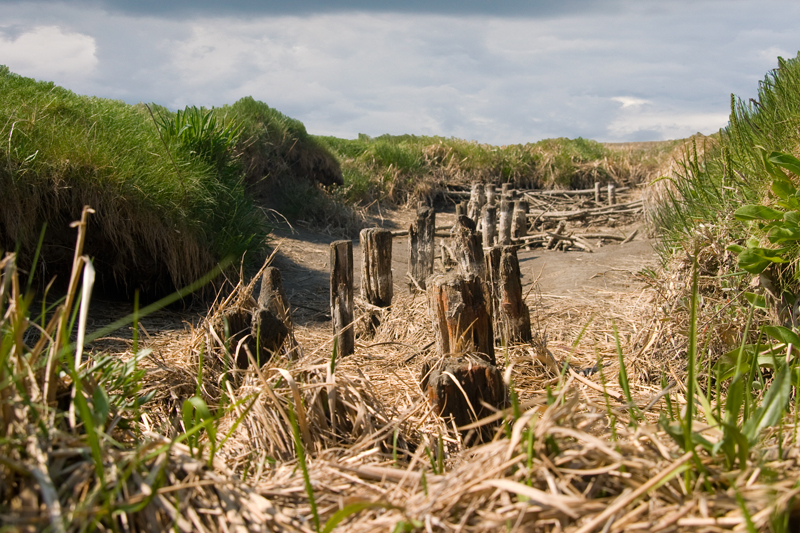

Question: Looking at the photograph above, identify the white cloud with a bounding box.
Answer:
[606,109,729,141]
[612,97,650,108]
[0,26,98,82]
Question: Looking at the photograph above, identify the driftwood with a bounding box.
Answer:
[408,206,436,291]
[360,228,393,307]
[498,246,532,344]
[546,221,566,250]
[428,273,495,364]
[330,240,354,356]
[527,199,643,221]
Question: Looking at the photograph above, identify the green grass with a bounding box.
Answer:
[316,133,674,205]
[0,66,267,295]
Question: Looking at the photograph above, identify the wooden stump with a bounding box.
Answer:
[485,246,502,336]
[420,355,507,430]
[221,308,287,368]
[330,240,355,356]
[467,182,486,224]
[511,200,529,241]
[485,183,497,207]
[428,273,495,364]
[258,267,300,358]
[409,206,435,291]
[250,309,289,365]
[499,246,532,344]
[501,183,511,197]
[608,183,616,206]
[455,201,467,217]
[360,228,393,307]
[481,204,497,247]
[498,197,513,246]
[594,181,601,204]
[451,215,485,279]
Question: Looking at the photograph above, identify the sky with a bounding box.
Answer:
[0,0,797,145]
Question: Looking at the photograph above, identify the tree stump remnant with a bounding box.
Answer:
[360,228,393,307]
[330,240,355,356]
[485,183,497,207]
[511,200,529,241]
[428,272,495,364]
[420,355,507,430]
[498,197,513,246]
[467,182,486,225]
[499,246,532,344]
[258,267,300,358]
[409,206,435,291]
[451,215,485,279]
[481,203,497,247]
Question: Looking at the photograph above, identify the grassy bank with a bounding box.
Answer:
[317,133,677,205]
[0,69,352,295]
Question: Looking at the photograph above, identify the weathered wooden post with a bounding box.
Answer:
[409,205,435,291]
[511,200,529,241]
[594,181,601,204]
[498,197,513,245]
[455,201,467,217]
[451,215,485,279]
[485,245,502,334]
[501,183,511,197]
[481,203,497,247]
[361,228,393,307]
[485,183,497,207]
[499,246,532,345]
[608,183,616,206]
[428,273,495,363]
[467,182,486,225]
[258,267,300,358]
[330,240,354,356]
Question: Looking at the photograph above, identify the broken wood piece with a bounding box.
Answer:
[428,272,495,364]
[467,182,486,225]
[546,221,566,250]
[330,240,355,356]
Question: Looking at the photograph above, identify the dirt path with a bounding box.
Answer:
[269,205,658,340]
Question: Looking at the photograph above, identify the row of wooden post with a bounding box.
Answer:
[329,206,532,360]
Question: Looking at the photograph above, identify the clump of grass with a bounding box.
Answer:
[0,66,266,296]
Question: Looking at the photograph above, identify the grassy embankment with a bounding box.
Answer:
[0,68,349,296]
[317,133,677,206]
